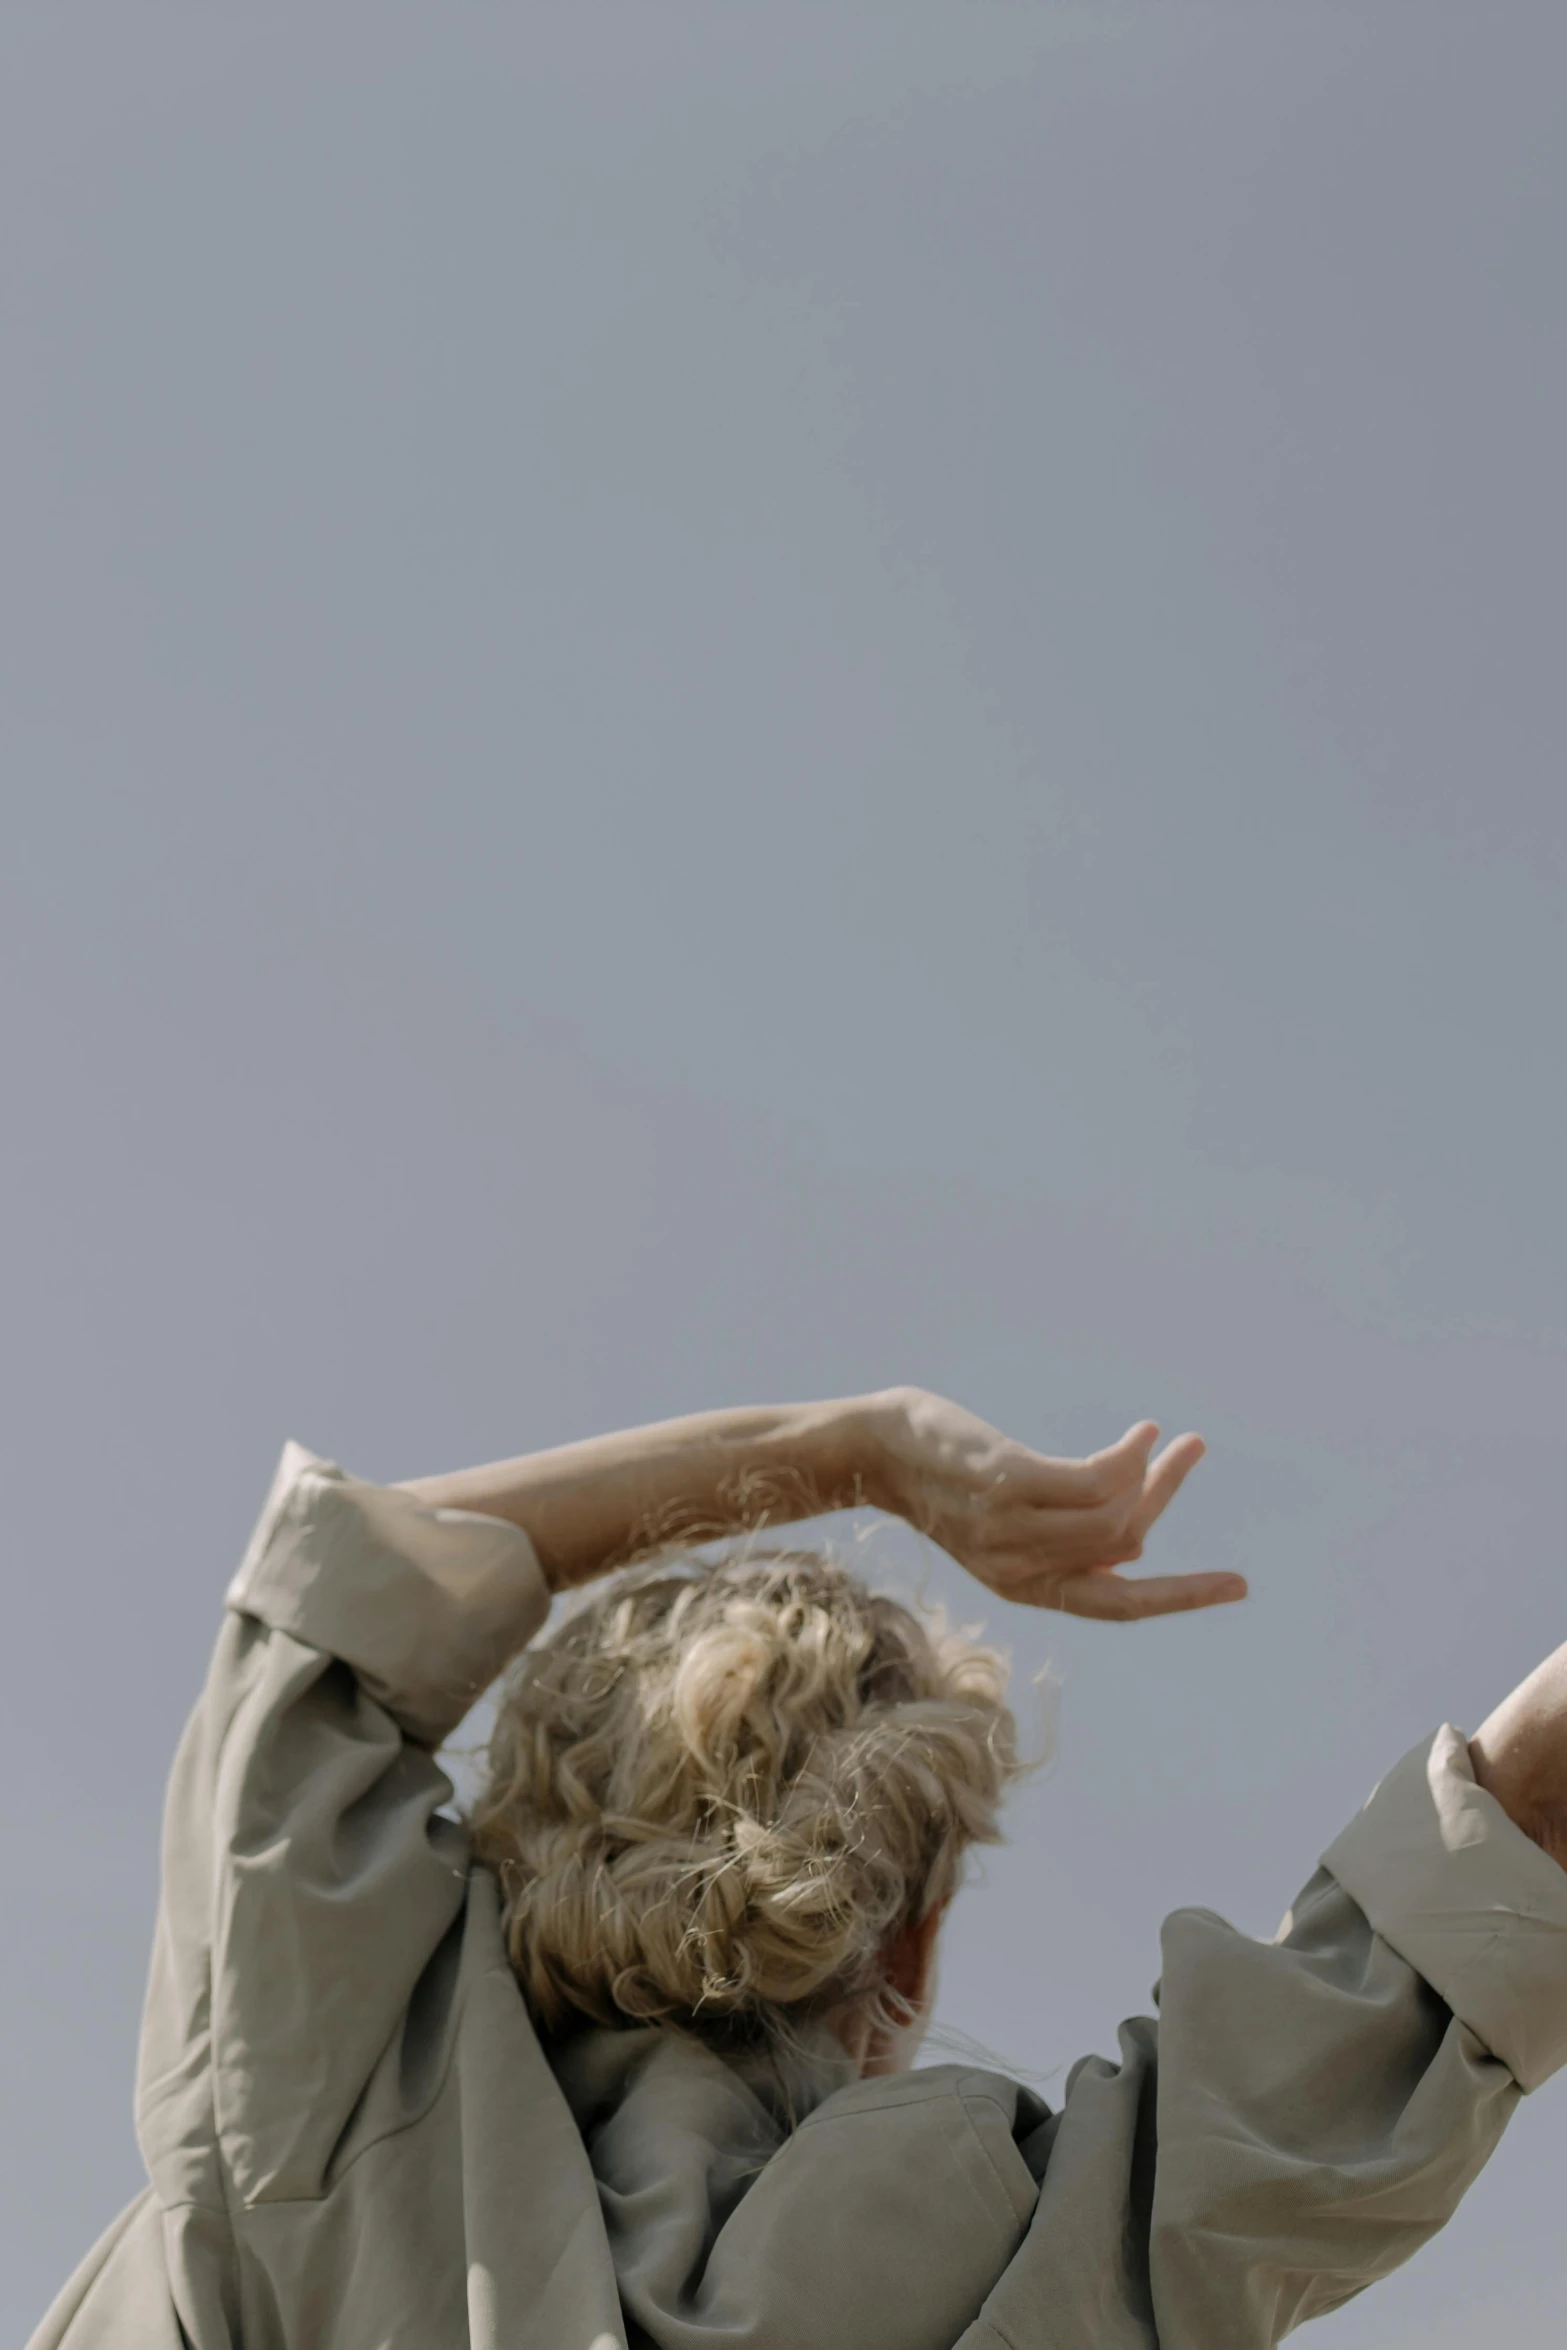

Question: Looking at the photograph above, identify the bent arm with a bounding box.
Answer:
[978,1730,1567,2350]
[135,1393,1228,2216]
[138,1447,557,2209]
[1150,1728,1567,2343]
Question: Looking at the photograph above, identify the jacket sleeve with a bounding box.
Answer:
[1145,1726,1567,2344]
[134,1443,551,2210]
[964,1730,1567,2350]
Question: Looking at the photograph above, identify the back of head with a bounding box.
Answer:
[471,1547,1022,2053]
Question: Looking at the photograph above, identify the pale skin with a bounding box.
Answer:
[400,1385,1567,2071]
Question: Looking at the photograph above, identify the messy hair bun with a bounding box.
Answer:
[470,1549,1021,2047]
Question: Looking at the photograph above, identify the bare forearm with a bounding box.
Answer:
[1470,1641,1567,1871]
[395,1395,895,1595]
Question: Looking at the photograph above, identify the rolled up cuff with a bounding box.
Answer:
[226,1441,551,1746]
[1323,1724,1567,2092]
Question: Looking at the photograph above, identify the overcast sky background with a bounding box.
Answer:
[6,5,1567,2339]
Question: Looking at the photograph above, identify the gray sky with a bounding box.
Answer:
[5,5,1566,2338]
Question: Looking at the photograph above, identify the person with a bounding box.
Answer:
[29,1387,1567,2349]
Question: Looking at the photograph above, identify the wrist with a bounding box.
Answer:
[835,1388,915,1519]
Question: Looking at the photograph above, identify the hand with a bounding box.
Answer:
[871,1388,1247,1622]
[1470,1642,1567,1870]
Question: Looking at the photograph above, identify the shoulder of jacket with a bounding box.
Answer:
[799,2063,1024,2130]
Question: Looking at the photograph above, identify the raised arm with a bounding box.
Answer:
[397,1386,1245,1619]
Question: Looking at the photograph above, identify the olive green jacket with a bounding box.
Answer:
[30,1446,1567,2349]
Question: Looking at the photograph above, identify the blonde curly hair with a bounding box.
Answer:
[470,1546,1023,2050]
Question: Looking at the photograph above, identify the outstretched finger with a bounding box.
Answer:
[1052,1567,1248,1623]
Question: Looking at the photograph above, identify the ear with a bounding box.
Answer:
[880,1899,949,2014]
